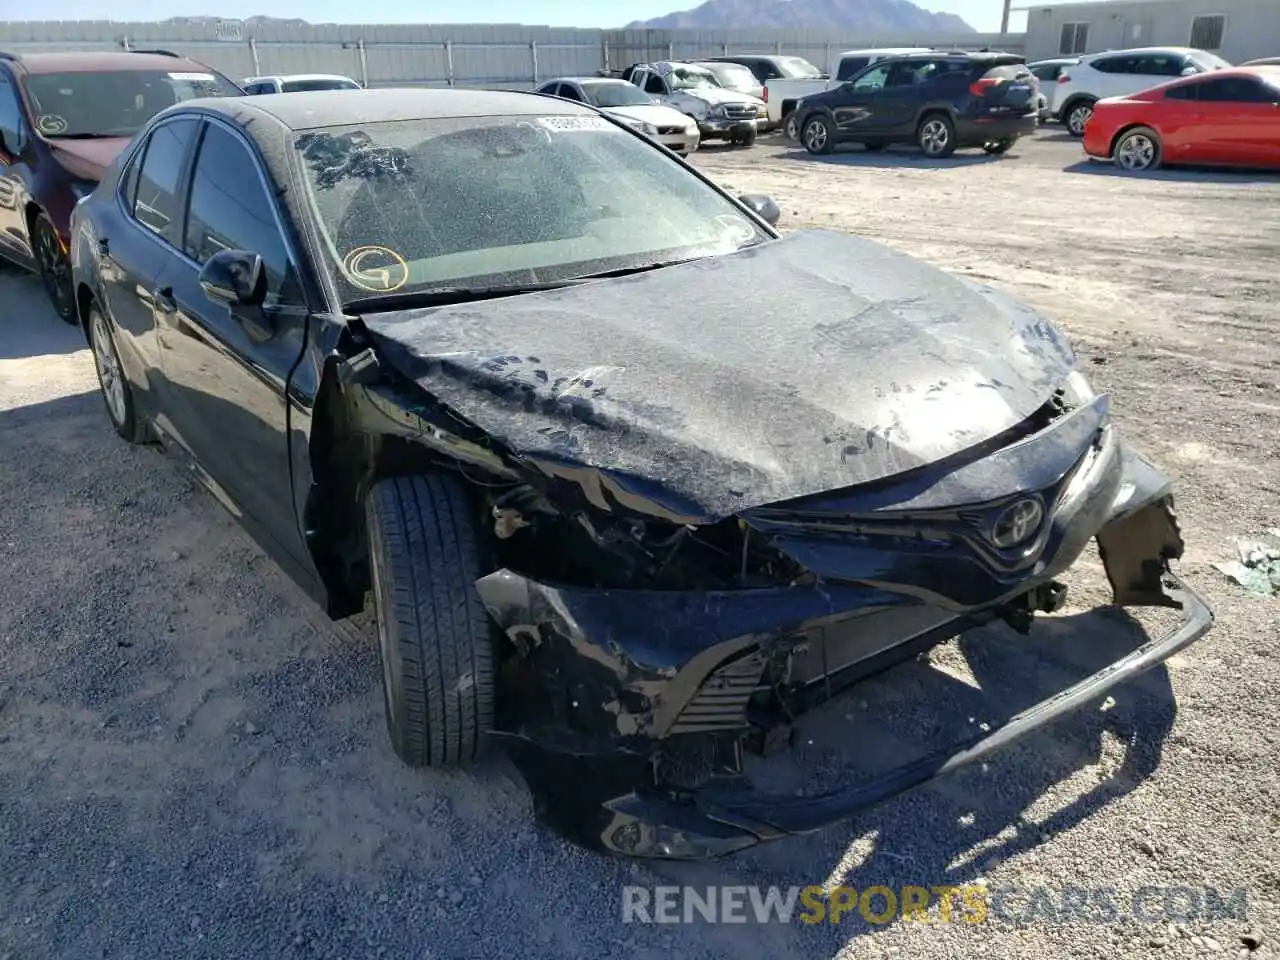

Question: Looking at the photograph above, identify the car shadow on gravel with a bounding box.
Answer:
[0,266,85,360]
[783,147,1008,170]
[650,605,1179,947]
[1063,159,1280,184]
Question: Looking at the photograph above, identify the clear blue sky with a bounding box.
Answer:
[23,0,1028,35]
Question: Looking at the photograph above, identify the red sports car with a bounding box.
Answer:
[1082,65,1280,172]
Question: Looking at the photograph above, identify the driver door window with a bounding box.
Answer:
[643,73,667,95]
[852,64,892,92]
[183,122,301,305]
[557,84,585,102]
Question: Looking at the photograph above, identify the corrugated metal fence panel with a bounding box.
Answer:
[0,21,1025,87]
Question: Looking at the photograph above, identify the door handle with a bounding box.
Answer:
[153,286,176,314]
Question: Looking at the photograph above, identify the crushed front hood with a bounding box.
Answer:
[360,229,1077,520]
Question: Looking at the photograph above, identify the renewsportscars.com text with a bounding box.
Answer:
[621,884,1249,925]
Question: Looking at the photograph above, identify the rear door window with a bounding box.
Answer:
[1091,56,1136,74]
[132,117,199,245]
[1135,55,1185,77]
[643,72,666,95]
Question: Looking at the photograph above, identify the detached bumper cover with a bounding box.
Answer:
[693,571,1211,841]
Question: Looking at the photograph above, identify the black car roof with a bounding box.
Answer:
[177,87,595,132]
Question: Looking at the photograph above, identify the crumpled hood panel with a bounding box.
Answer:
[361,229,1077,520]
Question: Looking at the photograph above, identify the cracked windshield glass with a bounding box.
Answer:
[296,114,765,301]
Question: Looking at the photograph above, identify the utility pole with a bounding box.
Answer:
[1000,0,1013,34]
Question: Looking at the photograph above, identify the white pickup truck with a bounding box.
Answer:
[761,47,935,138]
[620,61,767,147]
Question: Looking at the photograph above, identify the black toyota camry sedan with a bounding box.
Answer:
[69,88,1212,860]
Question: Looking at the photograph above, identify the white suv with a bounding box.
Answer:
[1054,46,1232,136]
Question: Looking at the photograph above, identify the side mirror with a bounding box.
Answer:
[199,248,267,308]
[739,193,781,226]
[1180,66,1198,76]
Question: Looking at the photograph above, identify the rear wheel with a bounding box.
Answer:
[783,112,798,142]
[916,114,957,158]
[1113,126,1162,172]
[365,474,496,769]
[802,115,834,155]
[1065,99,1095,137]
[982,138,1015,155]
[34,213,76,324]
[88,301,146,444]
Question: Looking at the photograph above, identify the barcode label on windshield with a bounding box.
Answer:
[169,72,216,81]
[535,115,613,132]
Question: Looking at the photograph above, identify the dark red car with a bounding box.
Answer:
[1082,65,1280,173]
[0,49,242,321]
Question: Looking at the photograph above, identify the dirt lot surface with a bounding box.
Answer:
[2,128,1279,960]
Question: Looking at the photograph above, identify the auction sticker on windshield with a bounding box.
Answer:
[342,245,409,293]
[534,115,614,133]
[168,72,217,82]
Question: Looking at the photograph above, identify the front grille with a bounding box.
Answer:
[723,104,756,121]
[669,649,767,734]
[657,125,684,135]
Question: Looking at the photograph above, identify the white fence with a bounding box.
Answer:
[0,20,1027,88]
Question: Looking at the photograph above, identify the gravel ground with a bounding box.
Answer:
[2,127,1279,960]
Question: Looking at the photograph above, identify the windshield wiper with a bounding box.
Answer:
[342,280,582,314]
[45,132,123,140]
[341,256,722,314]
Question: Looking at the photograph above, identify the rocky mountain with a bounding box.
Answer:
[628,0,974,34]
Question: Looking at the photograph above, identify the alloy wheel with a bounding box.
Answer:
[919,119,950,157]
[90,308,127,428]
[36,218,76,321]
[803,119,828,153]
[1115,132,1157,171]
[1068,104,1093,136]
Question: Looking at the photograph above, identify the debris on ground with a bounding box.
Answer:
[1214,530,1280,597]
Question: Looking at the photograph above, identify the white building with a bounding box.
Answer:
[1018,0,1279,64]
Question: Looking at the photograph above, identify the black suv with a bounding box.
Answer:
[0,49,242,321]
[793,51,1038,158]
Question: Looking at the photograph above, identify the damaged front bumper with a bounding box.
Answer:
[475,404,1215,859]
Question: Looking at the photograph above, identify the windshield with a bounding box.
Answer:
[281,77,361,92]
[669,66,721,90]
[23,69,242,138]
[1189,51,1233,71]
[294,114,768,303]
[582,82,654,107]
[777,56,823,79]
[701,63,758,91]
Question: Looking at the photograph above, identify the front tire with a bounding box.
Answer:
[88,301,146,444]
[365,474,495,769]
[802,115,834,155]
[33,212,76,324]
[731,128,758,147]
[1112,126,1162,172]
[916,114,957,158]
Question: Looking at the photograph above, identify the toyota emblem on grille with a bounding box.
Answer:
[990,498,1044,548]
